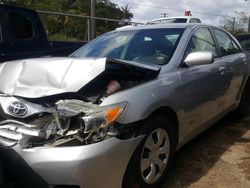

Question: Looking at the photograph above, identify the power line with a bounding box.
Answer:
[37,10,142,24]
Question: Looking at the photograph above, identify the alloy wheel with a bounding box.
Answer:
[140,128,170,184]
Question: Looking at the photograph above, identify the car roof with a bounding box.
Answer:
[115,23,211,31]
[146,16,200,23]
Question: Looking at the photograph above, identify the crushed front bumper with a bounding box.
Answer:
[0,136,143,188]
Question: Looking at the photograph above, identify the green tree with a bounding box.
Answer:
[220,11,248,35]
[121,4,133,21]
[0,0,133,41]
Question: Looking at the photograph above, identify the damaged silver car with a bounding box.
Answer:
[0,24,250,188]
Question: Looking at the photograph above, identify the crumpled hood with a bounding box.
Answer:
[0,57,106,98]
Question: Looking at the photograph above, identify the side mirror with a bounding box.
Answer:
[184,52,214,66]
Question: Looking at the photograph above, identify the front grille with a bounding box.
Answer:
[0,120,45,147]
[0,136,17,147]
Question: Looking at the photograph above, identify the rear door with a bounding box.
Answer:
[211,28,248,108]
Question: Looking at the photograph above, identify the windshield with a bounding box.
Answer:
[71,28,184,65]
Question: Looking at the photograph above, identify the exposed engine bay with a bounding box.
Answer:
[0,58,160,148]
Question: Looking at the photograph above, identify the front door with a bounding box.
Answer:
[177,27,231,139]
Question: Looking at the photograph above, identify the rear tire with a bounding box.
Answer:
[123,116,175,188]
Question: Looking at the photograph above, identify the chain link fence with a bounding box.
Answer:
[37,10,142,42]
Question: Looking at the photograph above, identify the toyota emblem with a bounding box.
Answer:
[8,101,28,116]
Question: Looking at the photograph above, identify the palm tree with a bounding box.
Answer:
[121,4,133,21]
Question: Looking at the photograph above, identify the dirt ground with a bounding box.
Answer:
[162,113,250,188]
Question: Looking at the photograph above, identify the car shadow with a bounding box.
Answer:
[162,113,250,188]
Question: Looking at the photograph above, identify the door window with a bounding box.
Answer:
[7,11,34,40]
[213,29,240,56]
[185,27,217,56]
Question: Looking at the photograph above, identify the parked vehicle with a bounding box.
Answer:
[236,33,250,52]
[0,23,249,188]
[145,16,201,25]
[0,4,86,63]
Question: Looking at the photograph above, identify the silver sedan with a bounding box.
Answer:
[0,23,249,188]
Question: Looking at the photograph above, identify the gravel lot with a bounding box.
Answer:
[163,113,250,188]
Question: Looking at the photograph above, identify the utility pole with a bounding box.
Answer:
[91,0,96,40]
[248,16,250,33]
[244,0,250,32]
[161,13,168,18]
[232,17,236,33]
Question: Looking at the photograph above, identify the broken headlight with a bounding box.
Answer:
[82,102,127,133]
[55,100,127,144]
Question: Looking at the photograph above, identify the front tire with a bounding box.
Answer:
[123,116,175,188]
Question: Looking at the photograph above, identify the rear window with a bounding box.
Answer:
[162,18,187,23]
[8,11,34,40]
[189,19,201,23]
[147,18,187,25]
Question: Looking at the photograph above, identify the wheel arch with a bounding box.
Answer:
[150,106,179,148]
[235,75,250,116]
[122,106,178,188]
[244,76,250,88]
[238,75,250,101]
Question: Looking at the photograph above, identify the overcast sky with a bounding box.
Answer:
[113,0,250,25]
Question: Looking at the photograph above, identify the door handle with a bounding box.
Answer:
[218,66,226,72]
[243,58,247,65]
